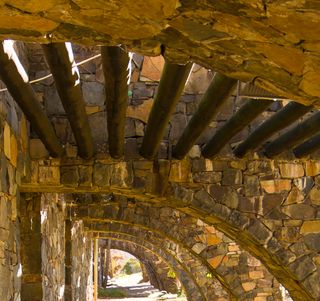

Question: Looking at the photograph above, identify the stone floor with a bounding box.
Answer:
[98,273,186,301]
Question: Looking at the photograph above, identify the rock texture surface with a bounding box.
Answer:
[0,1,319,105]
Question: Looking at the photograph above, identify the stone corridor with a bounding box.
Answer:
[0,2,319,301]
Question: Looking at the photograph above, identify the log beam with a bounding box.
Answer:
[0,41,63,157]
[42,42,94,159]
[294,134,320,158]
[172,73,237,159]
[140,61,192,159]
[202,99,273,158]
[101,46,130,159]
[234,102,312,157]
[265,111,320,157]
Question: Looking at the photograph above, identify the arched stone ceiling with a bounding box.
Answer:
[0,1,319,105]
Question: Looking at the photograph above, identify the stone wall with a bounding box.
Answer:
[70,220,93,301]
[0,42,29,301]
[41,193,66,301]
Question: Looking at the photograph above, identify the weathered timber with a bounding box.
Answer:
[140,61,192,159]
[234,102,312,157]
[265,111,320,157]
[42,42,94,159]
[101,46,129,159]
[172,73,237,159]
[0,41,63,157]
[294,134,320,158]
[202,99,273,158]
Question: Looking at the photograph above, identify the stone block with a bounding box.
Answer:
[93,163,111,187]
[260,179,291,193]
[126,99,153,123]
[61,166,79,187]
[242,282,256,292]
[10,134,17,167]
[222,169,242,186]
[207,255,224,269]
[82,81,105,106]
[284,187,304,205]
[4,122,10,160]
[309,186,320,205]
[262,194,284,215]
[279,163,304,178]
[306,161,320,176]
[300,221,320,234]
[78,166,93,186]
[140,56,164,81]
[249,270,264,279]
[282,204,316,219]
[244,175,260,196]
[38,166,60,184]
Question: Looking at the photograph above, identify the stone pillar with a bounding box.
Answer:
[20,193,42,301]
[65,219,72,301]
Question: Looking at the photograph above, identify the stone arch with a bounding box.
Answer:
[106,239,179,293]
[89,222,230,300]
[25,156,320,300]
[74,195,282,300]
[99,233,208,301]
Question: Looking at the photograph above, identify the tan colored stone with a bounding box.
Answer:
[85,106,101,115]
[260,179,291,193]
[249,270,264,279]
[228,244,239,252]
[140,56,164,81]
[39,166,60,184]
[300,221,320,234]
[4,122,11,160]
[207,235,222,246]
[242,282,256,291]
[126,99,153,123]
[314,255,320,266]
[207,255,224,268]
[305,161,320,176]
[284,187,304,205]
[10,134,17,167]
[169,159,190,183]
[279,163,304,178]
[309,186,320,205]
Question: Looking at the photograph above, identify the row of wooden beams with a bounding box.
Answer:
[265,111,320,157]
[42,42,94,159]
[140,61,192,159]
[202,99,273,159]
[234,102,312,157]
[101,46,130,159]
[0,41,64,157]
[172,74,237,159]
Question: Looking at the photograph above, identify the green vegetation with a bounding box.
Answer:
[121,258,141,275]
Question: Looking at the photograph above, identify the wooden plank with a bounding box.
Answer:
[265,111,320,157]
[0,41,63,157]
[140,61,192,159]
[172,73,237,159]
[101,46,129,159]
[234,102,312,157]
[42,42,94,159]
[202,99,273,158]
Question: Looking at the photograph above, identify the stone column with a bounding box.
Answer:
[65,219,72,301]
[20,193,42,301]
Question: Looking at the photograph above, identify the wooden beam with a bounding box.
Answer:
[0,41,63,157]
[172,73,237,159]
[42,42,94,159]
[294,134,320,158]
[202,99,273,158]
[101,46,129,159]
[265,111,320,158]
[234,102,312,157]
[140,61,192,159]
